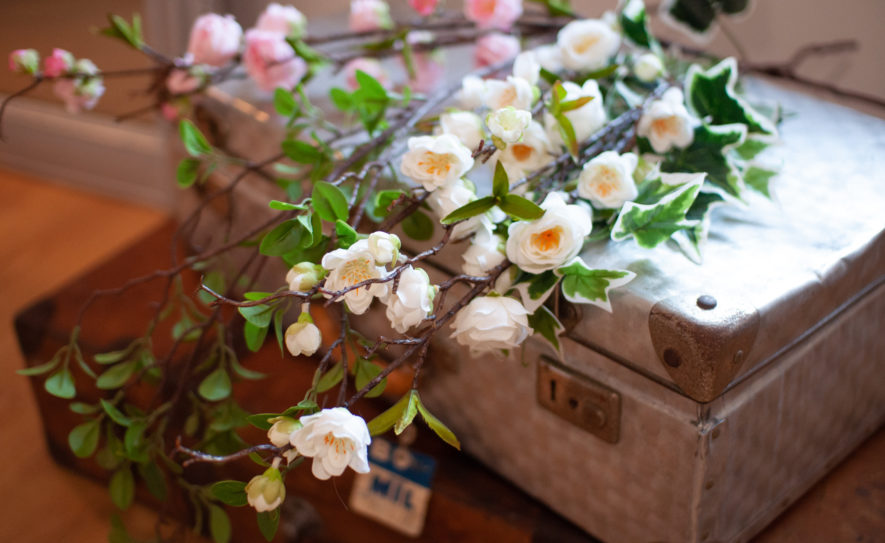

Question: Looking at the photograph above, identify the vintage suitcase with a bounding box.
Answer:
[356,79,885,543]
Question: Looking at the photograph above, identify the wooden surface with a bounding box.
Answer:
[1,168,883,542]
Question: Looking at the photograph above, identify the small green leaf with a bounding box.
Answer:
[211,480,248,507]
[94,347,133,365]
[354,359,386,398]
[45,367,76,399]
[335,219,359,249]
[273,88,298,117]
[499,194,544,221]
[273,307,285,355]
[244,320,269,352]
[17,357,61,376]
[124,420,149,462]
[554,112,579,158]
[109,465,135,510]
[230,357,267,380]
[96,360,138,390]
[492,161,510,198]
[744,166,776,198]
[440,196,495,225]
[329,87,353,111]
[246,413,278,431]
[108,515,131,543]
[100,399,132,427]
[282,399,319,416]
[177,158,201,188]
[401,210,434,240]
[260,220,306,257]
[316,362,344,393]
[238,304,274,328]
[612,174,704,248]
[257,509,280,541]
[366,394,410,436]
[179,120,212,157]
[137,461,167,501]
[312,181,349,222]
[559,96,594,112]
[199,368,232,401]
[539,67,559,85]
[282,140,322,164]
[620,0,655,48]
[68,419,101,458]
[209,504,232,543]
[395,390,420,435]
[416,397,460,450]
[528,305,564,352]
[734,137,769,160]
[556,258,636,312]
[373,189,405,217]
[268,200,306,211]
[70,402,99,415]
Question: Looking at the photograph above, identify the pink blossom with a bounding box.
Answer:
[343,58,389,90]
[410,54,445,94]
[52,77,104,113]
[243,29,307,92]
[255,4,307,38]
[464,0,523,30]
[187,13,243,67]
[9,49,39,74]
[166,68,202,95]
[43,48,74,77]
[409,0,438,16]
[161,102,180,121]
[349,0,393,32]
[474,33,521,68]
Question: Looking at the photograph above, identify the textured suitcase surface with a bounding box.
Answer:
[397,80,885,543]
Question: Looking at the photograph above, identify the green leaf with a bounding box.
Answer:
[96,360,138,390]
[179,119,212,157]
[260,220,306,257]
[559,96,594,112]
[734,137,769,161]
[367,394,410,436]
[499,194,544,221]
[329,87,353,111]
[440,196,495,225]
[100,14,143,49]
[373,189,404,218]
[239,304,274,328]
[416,397,460,450]
[246,413,278,431]
[354,359,386,398]
[355,69,388,100]
[45,367,76,399]
[100,399,132,427]
[199,368,232,401]
[660,124,747,197]
[70,402,99,415]
[211,480,248,507]
[209,504,232,543]
[672,189,728,263]
[312,181,349,222]
[282,140,322,164]
[620,0,655,48]
[124,420,149,463]
[230,357,267,380]
[612,175,703,248]
[257,510,280,541]
[109,465,135,510]
[492,161,509,198]
[282,398,319,416]
[244,321,269,353]
[108,515,131,543]
[528,305,564,352]
[395,390,420,435]
[137,461,167,501]
[17,356,61,376]
[273,88,298,117]
[526,0,576,17]
[401,210,434,241]
[539,67,560,86]
[273,307,286,355]
[554,112,579,158]
[744,166,776,198]
[667,0,750,34]
[335,219,359,249]
[316,362,344,393]
[556,258,636,312]
[68,419,101,458]
[268,200,306,211]
[177,158,201,188]
[686,58,777,135]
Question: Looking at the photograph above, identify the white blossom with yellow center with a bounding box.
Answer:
[577,150,639,209]
[321,239,388,314]
[483,75,534,111]
[506,192,593,274]
[289,407,371,480]
[496,120,554,181]
[557,18,621,71]
[637,87,697,154]
[400,134,474,191]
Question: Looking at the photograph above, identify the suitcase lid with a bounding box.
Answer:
[567,79,885,402]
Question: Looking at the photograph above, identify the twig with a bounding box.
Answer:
[174,436,286,467]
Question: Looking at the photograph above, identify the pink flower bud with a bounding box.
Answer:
[243,29,307,92]
[464,0,523,30]
[187,13,243,67]
[166,68,202,95]
[349,0,393,32]
[409,0,438,16]
[343,58,389,91]
[161,102,180,121]
[42,48,74,77]
[52,76,104,114]
[474,33,521,68]
[8,49,39,74]
[256,3,307,38]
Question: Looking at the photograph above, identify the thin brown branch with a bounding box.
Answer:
[174,436,285,467]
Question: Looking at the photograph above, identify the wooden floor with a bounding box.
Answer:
[0,168,882,542]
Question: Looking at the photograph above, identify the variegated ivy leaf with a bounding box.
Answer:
[671,189,727,263]
[620,0,656,49]
[660,123,747,197]
[743,165,777,198]
[686,58,776,135]
[611,173,704,248]
[555,257,636,312]
[527,305,564,352]
[513,270,560,314]
[663,0,751,36]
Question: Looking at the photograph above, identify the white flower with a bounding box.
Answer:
[496,120,554,181]
[285,313,322,357]
[267,416,300,463]
[384,266,436,333]
[637,87,697,154]
[256,3,307,38]
[286,262,325,291]
[451,296,531,354]
[246,467,286,512]
[544,80,606,147]
[456,74,486,109]
[290,407,371,480]
[534,44,563,73]
[557,18,621,72]
[506,192,593,274]
[483,75,534,111]
[462,223,506,277]
[367,231,401,265]
[634,53,663,82]
[427,178,488,240]
[486,107,532,144]
[399,134,474,191]
[321,240,389,314]
[439,110,484,151]
[512,50,540,85]
[577,151,639,208]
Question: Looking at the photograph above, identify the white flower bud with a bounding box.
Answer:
[286,262,325,291]
[384,266,436,333]
[633,53,663,82]
[246,467,286,512]
[487,107,532,145]
[367,232,401,265]
[285,313,322,357]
